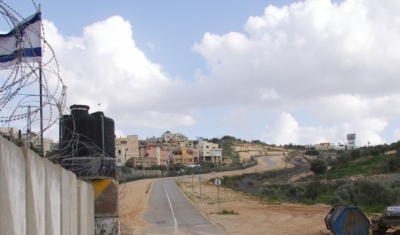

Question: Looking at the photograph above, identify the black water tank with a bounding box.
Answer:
[59,104,115,178]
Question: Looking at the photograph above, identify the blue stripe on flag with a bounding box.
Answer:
[0,47,42,63]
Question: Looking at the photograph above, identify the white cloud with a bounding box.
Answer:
[393,129,400,143]
[263,112,386,146]
[44,16,195,137]
[269,112,300,145]
[40,0,400,144]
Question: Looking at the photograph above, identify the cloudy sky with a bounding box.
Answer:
[4,0,400,146]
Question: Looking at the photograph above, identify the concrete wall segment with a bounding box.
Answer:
[1,136,95,235]
[61,169,73,235]
[24,147,46,235]
[87,182,95,235]
[45,159,61,235]
[69,171,78,235]
[78,180,95,235]
[0,137,27,235]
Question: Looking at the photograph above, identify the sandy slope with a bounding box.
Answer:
[119,155,332,235]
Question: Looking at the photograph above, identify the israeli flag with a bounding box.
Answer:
[0,11,42,67]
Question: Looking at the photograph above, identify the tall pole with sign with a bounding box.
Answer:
[215,178,221,213]
[192,173,194,195]
[198,174,202,199]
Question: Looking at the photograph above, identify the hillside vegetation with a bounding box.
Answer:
[223,141,400,213]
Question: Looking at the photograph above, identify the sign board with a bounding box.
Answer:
[347,133,356,140]
[215,178,221,186]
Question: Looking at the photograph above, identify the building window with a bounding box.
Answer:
[121,141,127,144]
[118,150,121,154]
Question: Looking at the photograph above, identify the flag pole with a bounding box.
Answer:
[38,4,44,157]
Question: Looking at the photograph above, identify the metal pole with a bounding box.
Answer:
[217,185,220,213]
[200,177,202,199]
[38,5,44,157]
[39,65,44,156]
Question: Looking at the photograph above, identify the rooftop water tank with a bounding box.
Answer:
[59,104,115,178]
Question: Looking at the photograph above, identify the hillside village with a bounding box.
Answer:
[0,126,360,170]
[115,131,224,168]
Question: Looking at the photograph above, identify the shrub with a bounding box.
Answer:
[218,209,239,215]
[260,187,278,197]
[333,184,356,204]
[286,185,306,200]
[310,159,327,175]
[330,195,347,205]
[305,180,323,203]
[305,150,320,156]
[355,180,400,206]
[388,156,400,172]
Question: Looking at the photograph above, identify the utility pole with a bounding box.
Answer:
[21,105,37,149]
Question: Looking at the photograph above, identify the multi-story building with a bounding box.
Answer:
[115,145,126,167]
[172,146,195,165]
[129,143,169,167]
[196,140,222,163]
[313,142,333,150]
[115,135,139,160]
[162,131,196,148]
[162,131,185,142]
[144,136,164,144]
[139,143,169,165]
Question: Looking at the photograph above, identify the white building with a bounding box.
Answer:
[115,145,127,167]
[196,140,222,163]
[115,135,139,160]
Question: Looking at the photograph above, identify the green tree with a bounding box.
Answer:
[222,141,240,163]
[310,159,327,175]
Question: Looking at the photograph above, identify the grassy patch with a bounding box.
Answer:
[218,209,239,215]
[316,192,335,205]
[326,155,389,179]
[146,183,151,194]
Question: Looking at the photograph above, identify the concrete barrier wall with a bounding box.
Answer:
[0,136,94,235]
[25,148,46,235]
[78,180,94,235]
[61,170,78,235]
[0,136,26,235]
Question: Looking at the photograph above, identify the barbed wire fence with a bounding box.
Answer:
[0,1,67,154]
[0,2,120,181]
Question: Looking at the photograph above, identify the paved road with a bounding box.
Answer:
[140,154,283,234]
[142,178,225,235]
